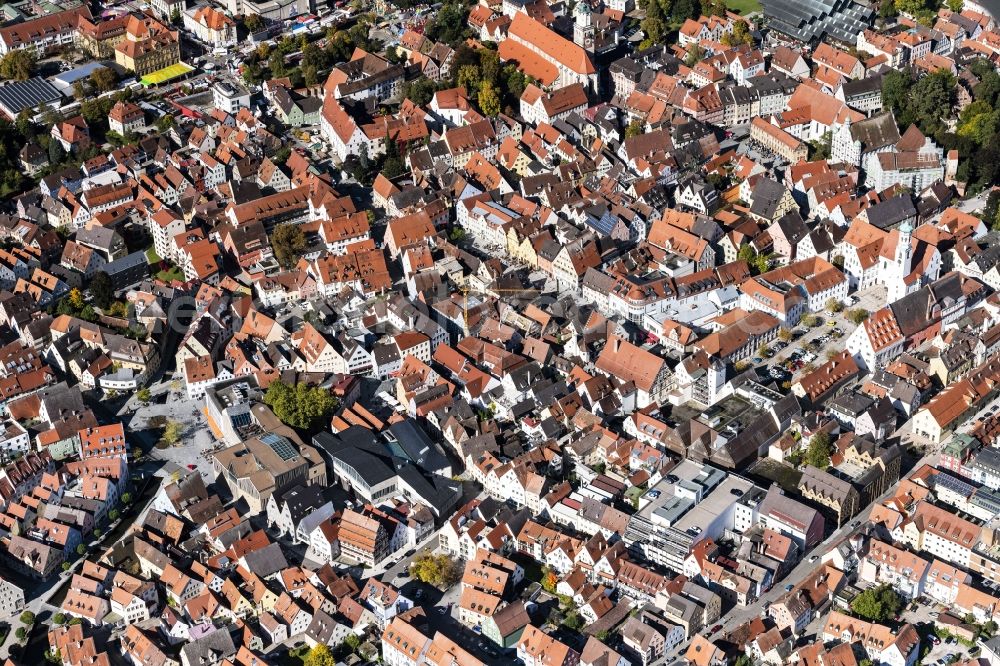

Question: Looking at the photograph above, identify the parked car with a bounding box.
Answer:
[785,584,794,591]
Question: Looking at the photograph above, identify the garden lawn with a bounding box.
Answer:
[726,0,762,14]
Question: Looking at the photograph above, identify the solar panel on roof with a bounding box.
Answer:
[0,77,62,117]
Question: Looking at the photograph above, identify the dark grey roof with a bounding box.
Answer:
[181,628,236,666]
[396,463,461,514]
[242,542,288,577]
[829,390,875,417]
[313,428,397,487]
[386,419,450,475]
[848,112,901,151]
[762,0,874,44]
[0,77,61,115]
[750,179,791,220]
[276,484,328,523]
[840,73,883,98]
[865,195,916,230]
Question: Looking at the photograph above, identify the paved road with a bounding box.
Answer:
[663,438,937,660]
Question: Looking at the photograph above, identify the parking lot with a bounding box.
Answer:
[901,602,975,666]
[756,284,887,385]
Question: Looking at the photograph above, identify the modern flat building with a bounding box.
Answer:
[624,460,763,572]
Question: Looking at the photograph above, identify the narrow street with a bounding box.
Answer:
[663,435,938,661]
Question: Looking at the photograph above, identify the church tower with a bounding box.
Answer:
[888,221,913,303]
[574,1,595,51]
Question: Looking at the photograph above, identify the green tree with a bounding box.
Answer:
[90,67,118,93]
[735,655,752,666]
[984,190,1000,231]
[479,49,501,86]
[737,244,770,274]
[90,271,114,309]
[161,420,183,446]
[847,308,870,325]
[76,544,86,556]
[302,64,320,87]
[0,49,37,81]
[809,131,833,160]
[424,1,470,45]
[910,69,956,135]
[457,64,481,98]
[304,645,337,666]
[49,139,65,166]
[382,157,406,179]
[20,611,34,625]
[640,0,669,46]
[263,381,337,430]
[478,81,501,117]
[272,223,306,269]
[850,583,903,622]
[15,627,25,641]
[721,20,752,46]
[684,43,706,66]
[826,298,844,313]
[52,613,66,625]
[881,69,912,118]
[15,109,34,141]
[402,77,436,107]
[673,0,699,21]
[625,120,643,138]
[410,553,462,587]
[121,492,132,505]
[804,431,833,469]
[343,634,361,653]
[778,327,793,342]
[974,69,1000,108]
[155,114,175,132]
[244,13,265,33]
[273,146,292,166]
[269,49,287,77]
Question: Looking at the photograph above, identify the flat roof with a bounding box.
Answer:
[141,62,194,86]
[51,61,112,89]
[675,474,757,533]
